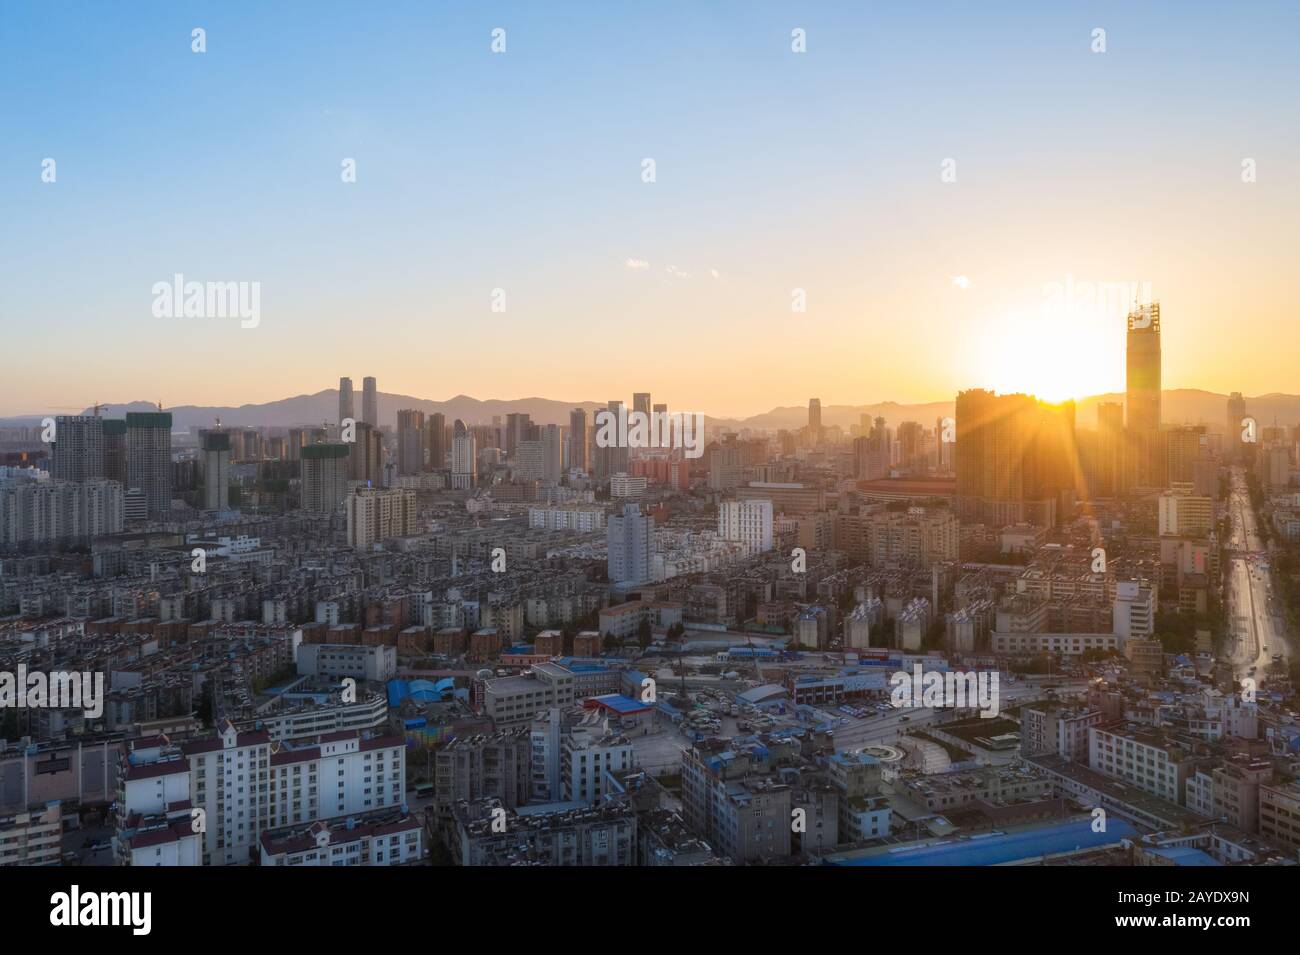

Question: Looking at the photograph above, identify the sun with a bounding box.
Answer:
[972,306,1122,403]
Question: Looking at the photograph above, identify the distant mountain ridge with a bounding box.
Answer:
[1,388,1296,434]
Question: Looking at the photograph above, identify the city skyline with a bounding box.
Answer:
[4,2,1300,415]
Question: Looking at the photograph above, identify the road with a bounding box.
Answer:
[1225,466,1290,678]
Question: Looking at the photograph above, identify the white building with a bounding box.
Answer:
[717,498,774,554]
[607,503,654,586]
[297,643,396,683]
[259,810,422,866]
[1112,581,1155,647]
[116,722,406,866]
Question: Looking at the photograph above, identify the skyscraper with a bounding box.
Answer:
[362,376,378,428]
[202,431,231,511]
[396,409,425,476]
[1125,303,1162,487]
[451,419,476,490]
[52,415,104,483]
[808,398,822,443]
[569,408,588,472]
[339,377,355,424]
[126,411,172,520]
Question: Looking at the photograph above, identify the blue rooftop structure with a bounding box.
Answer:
[387,678,455,707]
[585,693,652,715]
[1146,846,1221,867]
[826,817,1139,866]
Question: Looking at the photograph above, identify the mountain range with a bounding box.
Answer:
[1,388,1296,435]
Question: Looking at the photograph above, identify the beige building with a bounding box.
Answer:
[346,487,418,549]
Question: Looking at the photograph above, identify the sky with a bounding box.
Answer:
[2,1,1298,418]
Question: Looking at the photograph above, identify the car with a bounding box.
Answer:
[899,715,910,722]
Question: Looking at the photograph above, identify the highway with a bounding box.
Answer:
[1224,466,1290,678]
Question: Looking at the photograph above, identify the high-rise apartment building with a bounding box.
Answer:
[301,444,351,511]
[568,408,588,472]
[541,424,563,484]
[396,409,425,476]
[425,412,446,470]
[103,419,128,486]
[339,376,355,424]
[126,411,172,520]
[346,487,418,549]
[362,376,378,427]
[607,503,654,586]
[52,415,104,483]
[202,431,231,511]
[348,421,383,485]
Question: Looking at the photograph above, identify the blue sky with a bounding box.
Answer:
[2,1,1298,416]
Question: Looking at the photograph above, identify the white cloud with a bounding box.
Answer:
[624,258,650,271]
[950,275,971,290]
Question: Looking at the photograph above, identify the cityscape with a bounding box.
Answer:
[0,0,1294,931]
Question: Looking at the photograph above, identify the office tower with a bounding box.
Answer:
[301,444,351,511]
[202,431,231,511]
[396,409,425,476]
[808,398,822,443]
[126,411,172,520]
[103,419,128,486]
[541,423,563,484]
[718,499,774,554]
[1227,392,1247,461]
[451,419,477,490]
[1095,402,1125,497]
[1125,303,1162,486]
[1165,425,1207,487]
[362,376,378,427]
[346,487,418,549]
[653,402,668,418]
[954,390,1069,528]
[348,421,383,485]
[569,408,588,472]
[52,415,104,483]
[425,412,446,470]
[339,377,355,424]
[607,503,654,586]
